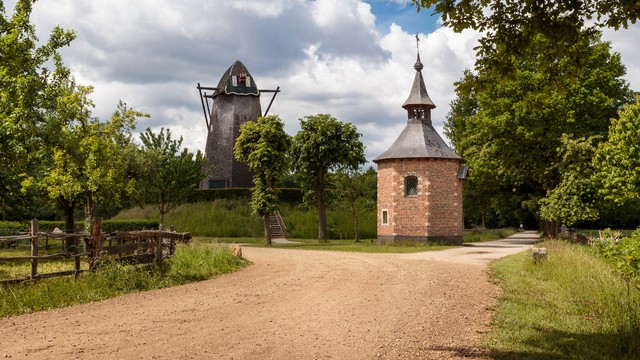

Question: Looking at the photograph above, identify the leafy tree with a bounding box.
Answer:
[595,96,640,206]
[0,0,75,218]
[139,127,207,228]
[234,115,291,245]
[292,114,366,242]
[539,135,601,226]
[445,33,633,234]
[22,84,145,234]
[411,0,639,78]
[331,166,376,242]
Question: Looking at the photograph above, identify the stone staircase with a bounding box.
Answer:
[267,211,286,238]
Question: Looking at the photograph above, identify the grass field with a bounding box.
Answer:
[193,237,454,253]
[487,240,640,359]
[0,243,249,318]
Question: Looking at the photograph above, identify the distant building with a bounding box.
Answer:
[199,60,261,189]
[373,40,465,245]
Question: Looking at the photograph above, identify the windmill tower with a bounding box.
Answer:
[373,36,466,245]
[197,61,280,189]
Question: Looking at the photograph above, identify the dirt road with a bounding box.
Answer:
[0,232,538,359]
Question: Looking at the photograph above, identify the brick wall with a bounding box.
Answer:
[377,158,463,244]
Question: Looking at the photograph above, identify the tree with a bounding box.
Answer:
[595,96,640,206]
[332,167,376,242]
[234,115,291,245]
[0,0,75,218]
[22,84,145,234]
[539,135,601,226]
[445,33,633,234]
[291,114,366,242]
[139,127,207,228]
[411,0,639,78]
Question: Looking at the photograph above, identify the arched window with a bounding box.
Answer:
[405,176,418,196]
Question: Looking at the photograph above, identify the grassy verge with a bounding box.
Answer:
[463,228,519,243]
[194,237,455,253]
[0,243,249,318]
[487,240,640,359]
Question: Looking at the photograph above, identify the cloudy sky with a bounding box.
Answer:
[9,0,640,162]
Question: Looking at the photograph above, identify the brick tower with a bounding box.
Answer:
[373,38,464,245]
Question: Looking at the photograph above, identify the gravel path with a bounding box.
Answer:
[0,231,538,359]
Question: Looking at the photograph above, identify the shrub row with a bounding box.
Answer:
[593,228,640,283]
[0,220,159,234]
[190,188,304,204]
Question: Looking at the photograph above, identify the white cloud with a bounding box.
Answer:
[5,0,638,165]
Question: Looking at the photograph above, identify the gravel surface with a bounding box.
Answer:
[0,231,538,359]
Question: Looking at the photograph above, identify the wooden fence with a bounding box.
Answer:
[0,218,191,284]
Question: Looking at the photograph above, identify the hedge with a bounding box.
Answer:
[0,220,159,234]
[190,188,304,204]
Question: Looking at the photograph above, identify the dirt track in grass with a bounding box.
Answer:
[0,231,538,359]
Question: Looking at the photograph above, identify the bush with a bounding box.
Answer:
[189,187,304,204]
[0,220,159,234]
[595,228,640,284]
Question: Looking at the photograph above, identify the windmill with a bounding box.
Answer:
[196,60,281,189]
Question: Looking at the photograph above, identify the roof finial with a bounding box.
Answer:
[414,34,423,72]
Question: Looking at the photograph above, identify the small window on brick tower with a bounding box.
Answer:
[405,176,418,196]
[382,210,389,225]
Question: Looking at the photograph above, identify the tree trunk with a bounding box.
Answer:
[159,193,166,230]
[262,214,272,246]
[316,167,327,242]
[353,206,360,242]
[60,197,75,251]
[84,191,93,233]
[541,219,558,238]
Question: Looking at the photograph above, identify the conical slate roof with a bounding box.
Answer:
[373,119,461,161]
[374,44,460,162]
[213,60,260,98]
[401,54,435,109]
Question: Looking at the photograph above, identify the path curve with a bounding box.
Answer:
[0,231,538,359]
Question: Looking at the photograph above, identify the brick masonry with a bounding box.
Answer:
[377,158,463,245]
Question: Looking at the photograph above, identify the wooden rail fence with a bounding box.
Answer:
[0,218,191,284]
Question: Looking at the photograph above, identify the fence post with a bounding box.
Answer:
[155,235,163,265]
[90,217,103,271]
[30,219,39,280]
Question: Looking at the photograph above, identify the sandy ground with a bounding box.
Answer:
[0,231,538,359]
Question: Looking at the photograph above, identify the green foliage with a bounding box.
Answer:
[234,115,291,244]
[330,167,377,241]
[291,114,366,240]
[138,127,207,227]
[488,240,640,359]
[113,200,378,239]
[462,228,518,243]
[595,229,640,284]
[446,32,633,227]
[412,0,639,81]
[279,203,376,240]
[22,84,146,233]
[0,220,159,233]
[0,243,248,317]
[114,200,264,237]
[0,0,75,218]
[595,96,640,206]
[539,135,601,226]
[168,243,248,281]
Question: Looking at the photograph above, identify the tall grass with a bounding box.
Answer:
[0,243,249,318]
[114,200,377,240]
[114,200,264,237]
[487,240,640,359]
